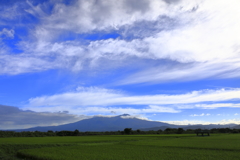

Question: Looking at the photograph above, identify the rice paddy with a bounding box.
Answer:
[1,134,240,160]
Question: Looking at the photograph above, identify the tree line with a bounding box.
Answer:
[0,127,239,137]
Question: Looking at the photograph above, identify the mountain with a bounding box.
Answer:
[13,114,238,132]
[15,114,177,132]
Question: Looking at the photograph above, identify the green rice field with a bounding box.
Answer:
[1,134,240,160]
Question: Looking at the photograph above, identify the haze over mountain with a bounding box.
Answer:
[14,114,174,132]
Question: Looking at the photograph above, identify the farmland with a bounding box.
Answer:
[1,134,240,160]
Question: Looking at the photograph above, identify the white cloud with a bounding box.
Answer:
[28,87,240,106]
[0,4,21,23]
[194,103,240,109]
[190,113,203,117]
[179,103,240,110]
[0,53,58,75]
[120,115,150,121]
[190,113,210,117]
[25,87,240,115]
[163,118,240,125]
[30,0,184,37]
[119,59,240,85]
[30,0,240,61]
[217,119,240,125]
[234,113,239,116]
[148,105,179,113]
[163,120,211,125]
[0,28,14,38]
[24,104,180,116]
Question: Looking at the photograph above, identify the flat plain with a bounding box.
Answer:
[1,134,240,160]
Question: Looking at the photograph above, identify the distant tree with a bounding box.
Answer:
[124,128,132,134]
[219,128,232,133]
[232,129,239,133]
[177,128,184,134]
[73,129,80,136]
[136,129,141,133]
[157,129,163,133]
[56,130,73,136]
[194,128,202,134]
[164,128,172,134]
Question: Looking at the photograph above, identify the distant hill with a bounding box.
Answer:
[182,124,237,130]
[140,126,177,131]
[14,114,176,132]
[141,124,237,131]
[232,125,240,129]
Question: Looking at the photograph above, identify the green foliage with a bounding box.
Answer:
[1,134,240,160]
[124,128,132,134]
[1,128,240,138]
[0,134,240,160]
[0,144,74,160]
[17,134,240,160]
[177,128,184,134]
[18,143,240,160]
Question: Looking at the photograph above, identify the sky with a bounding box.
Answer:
[0,0,240,130]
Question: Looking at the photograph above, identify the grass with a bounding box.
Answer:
[1,134,240,160]
[0,135,161,144]
[17,143,240,160]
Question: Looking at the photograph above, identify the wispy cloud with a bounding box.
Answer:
[0,28,14,38]
[49,105,180,115]
[190,113,210,117]
[0,53,58,75]
[194,103,240,109]
[119,59,240,85]
[28,87,240,106]
[164,118,240,125]
[0,3,21,23]
[25,87,240,115]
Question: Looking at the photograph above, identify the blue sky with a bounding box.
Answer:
[1,0,240,129]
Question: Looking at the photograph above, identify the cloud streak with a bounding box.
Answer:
[28,87,240,106]
[163,118,240,125]
[119,59,240,85]
[190,113,210,117]
[0,28,14,38]
[24,87,240,115]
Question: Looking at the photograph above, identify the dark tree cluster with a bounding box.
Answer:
[0,127,239,137]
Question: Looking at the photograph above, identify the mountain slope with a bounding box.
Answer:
[15,114,176,132]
